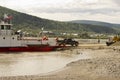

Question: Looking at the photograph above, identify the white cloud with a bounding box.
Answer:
[0,0,120,23]
[25,0,120,16]
[111,0,120,6]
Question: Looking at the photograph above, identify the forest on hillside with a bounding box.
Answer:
[0,6,118,38]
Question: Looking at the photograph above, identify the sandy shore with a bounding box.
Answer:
[1,44,120,80]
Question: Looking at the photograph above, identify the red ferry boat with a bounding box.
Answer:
[0,14,62,52]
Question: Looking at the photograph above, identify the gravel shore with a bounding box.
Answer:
[0,44,120,80]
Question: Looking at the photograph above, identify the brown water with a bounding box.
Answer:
[0,50,90,77]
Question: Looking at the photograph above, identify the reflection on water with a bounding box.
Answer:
[0,51,90,77]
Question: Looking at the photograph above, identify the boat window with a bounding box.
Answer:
[1,25,4,30]
[6,25,11,30]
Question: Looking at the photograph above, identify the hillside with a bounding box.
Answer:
[0,6,118,34]
[70,20,120,31]
[70,20,114,27]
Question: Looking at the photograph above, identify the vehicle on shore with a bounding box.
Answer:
[106,35,120,46]
[57,38,79,46]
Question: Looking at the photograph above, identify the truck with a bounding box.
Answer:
[57,38,79,46]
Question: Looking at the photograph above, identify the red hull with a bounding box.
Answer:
[0,46,61,52]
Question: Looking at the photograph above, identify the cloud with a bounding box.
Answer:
[26,0,120,23]
[111,0,120,5]
[27,0,120,16]
[0,0,120,23]
[30,7,120,15]
[1,0,120,15]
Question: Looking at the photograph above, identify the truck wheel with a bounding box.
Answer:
[71,43,74,46]
[75,43,78,46]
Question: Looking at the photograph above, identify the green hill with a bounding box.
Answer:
[0,6,118,35]
[70,20,120,32]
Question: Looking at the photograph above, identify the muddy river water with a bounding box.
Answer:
[0,50,90,77]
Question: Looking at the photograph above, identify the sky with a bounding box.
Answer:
[0,0,120,23]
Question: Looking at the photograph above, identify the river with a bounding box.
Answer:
[0,50,90,77]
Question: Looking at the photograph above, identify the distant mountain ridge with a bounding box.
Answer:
[70,20,120,28]
[69,20,120,33]
[0,6,118,34]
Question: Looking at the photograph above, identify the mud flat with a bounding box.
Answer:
[1,43,120,80]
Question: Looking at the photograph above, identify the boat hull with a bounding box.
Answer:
[0,46,61,52]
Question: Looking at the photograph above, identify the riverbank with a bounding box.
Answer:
[1,44,120,80]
